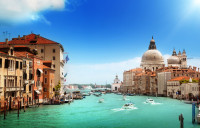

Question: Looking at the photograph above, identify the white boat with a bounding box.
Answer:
[99,98,104,103]
[146,98,155,104]
[123,95,126,100]
[122,103,134,109]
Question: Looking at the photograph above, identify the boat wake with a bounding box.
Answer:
[151,102,162,105]
[111,107,138,112]
[118,98,130,101]
[143,102,162,105]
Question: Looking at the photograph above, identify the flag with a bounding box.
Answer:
[64,73,67,77]
[65,55,69,63]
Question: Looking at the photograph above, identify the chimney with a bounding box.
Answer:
[23,35,26,40]
[18,35,20,39]
[26,53,28,58]
[193,66,197,71]
[5,38,8,44]
[198,68,199,72]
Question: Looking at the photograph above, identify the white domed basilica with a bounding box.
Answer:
[140,37,165,71]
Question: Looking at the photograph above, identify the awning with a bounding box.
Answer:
[35,90,41,94]
[37,68,43,73]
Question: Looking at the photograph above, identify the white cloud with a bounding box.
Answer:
[64,54,200,85]
[0,0,66,24]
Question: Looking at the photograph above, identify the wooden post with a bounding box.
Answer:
[18,101,19,118]
[24,101,26,112]
[38,98,39,107]
[4,102,6,120]
[179,114,184,128]
[20,100,21,110]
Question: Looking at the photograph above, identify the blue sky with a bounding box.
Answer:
[0,0,200,84]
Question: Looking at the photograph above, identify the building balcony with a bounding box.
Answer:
[24,80,29,84]
[30,80,34,84]
[38,86,42,91]
[60,60,65,65]
[6,87,24,91]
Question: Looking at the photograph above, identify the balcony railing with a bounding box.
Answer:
[6,87,24,91]
[30,80,34,84]
[24,80,29,84]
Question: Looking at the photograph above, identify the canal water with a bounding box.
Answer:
[0,94,199,128]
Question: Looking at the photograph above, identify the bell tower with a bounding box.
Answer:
[181,49,187,68]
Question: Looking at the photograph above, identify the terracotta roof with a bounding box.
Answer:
[0,42,5,45]
[8,33,59,45]
[43,60,52,63]
[130,68,143,72]
[14,51,34,58]
[43,65,50,69]
[0,51,7,54]
[168,76,191,81]
[14,45,29,48]
[0,45,10,48]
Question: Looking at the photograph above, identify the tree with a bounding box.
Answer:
[55,81,61,96]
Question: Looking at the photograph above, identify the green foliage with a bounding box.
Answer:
[55,82,61,96]
[55,82,61,91]
[180,79,199,84]
[192,79,199,83]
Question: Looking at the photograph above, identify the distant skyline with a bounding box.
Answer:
[0,0,200,84]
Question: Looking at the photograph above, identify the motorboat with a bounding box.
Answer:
[99,98,104,103]
[146,98,155,104]
[93,93,102,97]
[122,103,134,109]
[82,93,90,96]
[123,95,126,100]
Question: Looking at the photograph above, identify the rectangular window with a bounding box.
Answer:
[53,56,55,60]
[41,49,44,53]
[29,61,33,67]
[23,60,26,67]
[45,71,47,75]
[23,69,27,80]
[24,85,26,92]
[44,88,47,92]
[5,59,9,68]
[16,61,19,69]
[20,62,22,69]
[29,85,32,92]
[0,58,2,68]
[45,78,47,84]
[29,73,33,80]
[53,49,55,53]
[53,65,55,68]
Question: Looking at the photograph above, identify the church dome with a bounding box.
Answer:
[140,37,165,71]
[167,56,180,64]
[141,49,164,65]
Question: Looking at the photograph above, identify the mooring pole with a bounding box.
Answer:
[179,114,184,128]
[192,103,195,124]
[24,101,26,112]
[18,101,19,118]
[4,102,6,120]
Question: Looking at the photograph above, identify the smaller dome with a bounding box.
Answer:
[167,56,180,64]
